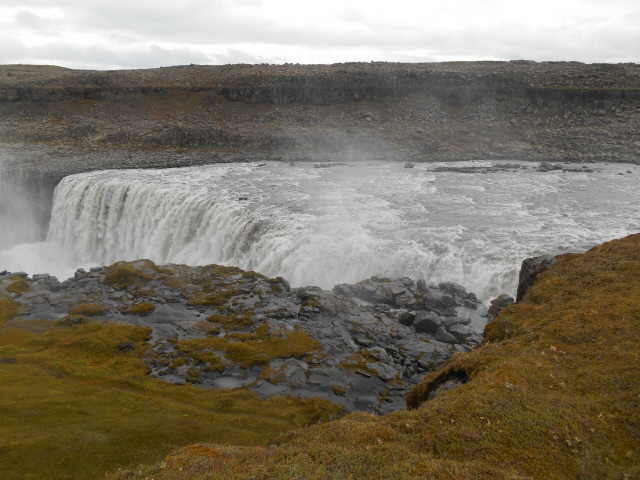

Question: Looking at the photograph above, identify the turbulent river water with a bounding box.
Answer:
[1,161,639,301]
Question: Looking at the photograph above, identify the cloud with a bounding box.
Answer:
[0,0,639,68]
[0,39,213,69]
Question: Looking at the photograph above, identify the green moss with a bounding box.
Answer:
[68,303,109,317]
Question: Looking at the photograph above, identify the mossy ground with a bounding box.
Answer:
[103,260,158,289]
[177,329,321,369]
[123,302,156,316]
[68,303,110,316]
[111,234,640,479]
[0,318,341,480]
[6,277,30,295]
[0,296,20,325]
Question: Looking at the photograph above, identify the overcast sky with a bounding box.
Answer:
[1,0,638,69]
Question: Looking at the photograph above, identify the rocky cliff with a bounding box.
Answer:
[1,61,640,164]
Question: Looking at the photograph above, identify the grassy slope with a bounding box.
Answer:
[0,319,340,480]
[110,234,640,480]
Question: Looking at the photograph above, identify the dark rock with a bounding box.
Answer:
[117,342,135,353]
[414,311,442,334]
[537,161,563,172]
[488,294,515,321]
[398,311,415,326]
[435,326,458,344]
[516,255,557,302]
[423,369,470,401]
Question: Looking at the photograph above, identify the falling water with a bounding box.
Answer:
[3,161,640,301]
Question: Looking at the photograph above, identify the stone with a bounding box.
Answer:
[398,311,415,326]
[488,294,515,321]
[367,362,400,381]
[435,326,459,344]
[117,342,135,353]
[414,311,442,334]
[538,161,562,172]
[516,255,556,302]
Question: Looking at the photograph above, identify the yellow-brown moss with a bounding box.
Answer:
[58,314,92,326]
[302,296,321,308]
[104,260,158,289]
[339,350,377,375]
[6,278,30,295]
[111,234,640,480]
[68,303,109,317]
[0,320,341,480]
[207,311,254,329]
[123,302,156,316]
[177,329,321,369]
[332,385,347,396]
[0,296,20,326]
[190,288,240,307]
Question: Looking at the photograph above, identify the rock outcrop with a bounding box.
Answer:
[1,262,486,414]
[515,254,557,301]
[1,62,640,165]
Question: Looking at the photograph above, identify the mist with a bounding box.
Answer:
[0,161,40,250]
[0,156,68,276]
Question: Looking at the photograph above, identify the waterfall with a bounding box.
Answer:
[46,166,275,271]
[5,161,639,301]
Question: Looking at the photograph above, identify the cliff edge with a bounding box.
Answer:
[110,234,640,479]
[1,61,640,163]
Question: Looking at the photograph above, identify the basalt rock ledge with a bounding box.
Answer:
[1,260,486,414]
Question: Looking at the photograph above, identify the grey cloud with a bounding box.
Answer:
[0,38,212,69]
[0,36,28,62]
[212,48,270,65]
[2,0,640,68]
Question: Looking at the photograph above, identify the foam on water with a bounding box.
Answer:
[2,160,639,301]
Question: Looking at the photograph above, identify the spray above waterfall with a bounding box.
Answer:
[2,160,640,301]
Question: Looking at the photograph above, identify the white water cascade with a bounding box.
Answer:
[4,161,640,301]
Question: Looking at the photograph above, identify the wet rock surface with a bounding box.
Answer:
[0,261,487,414]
